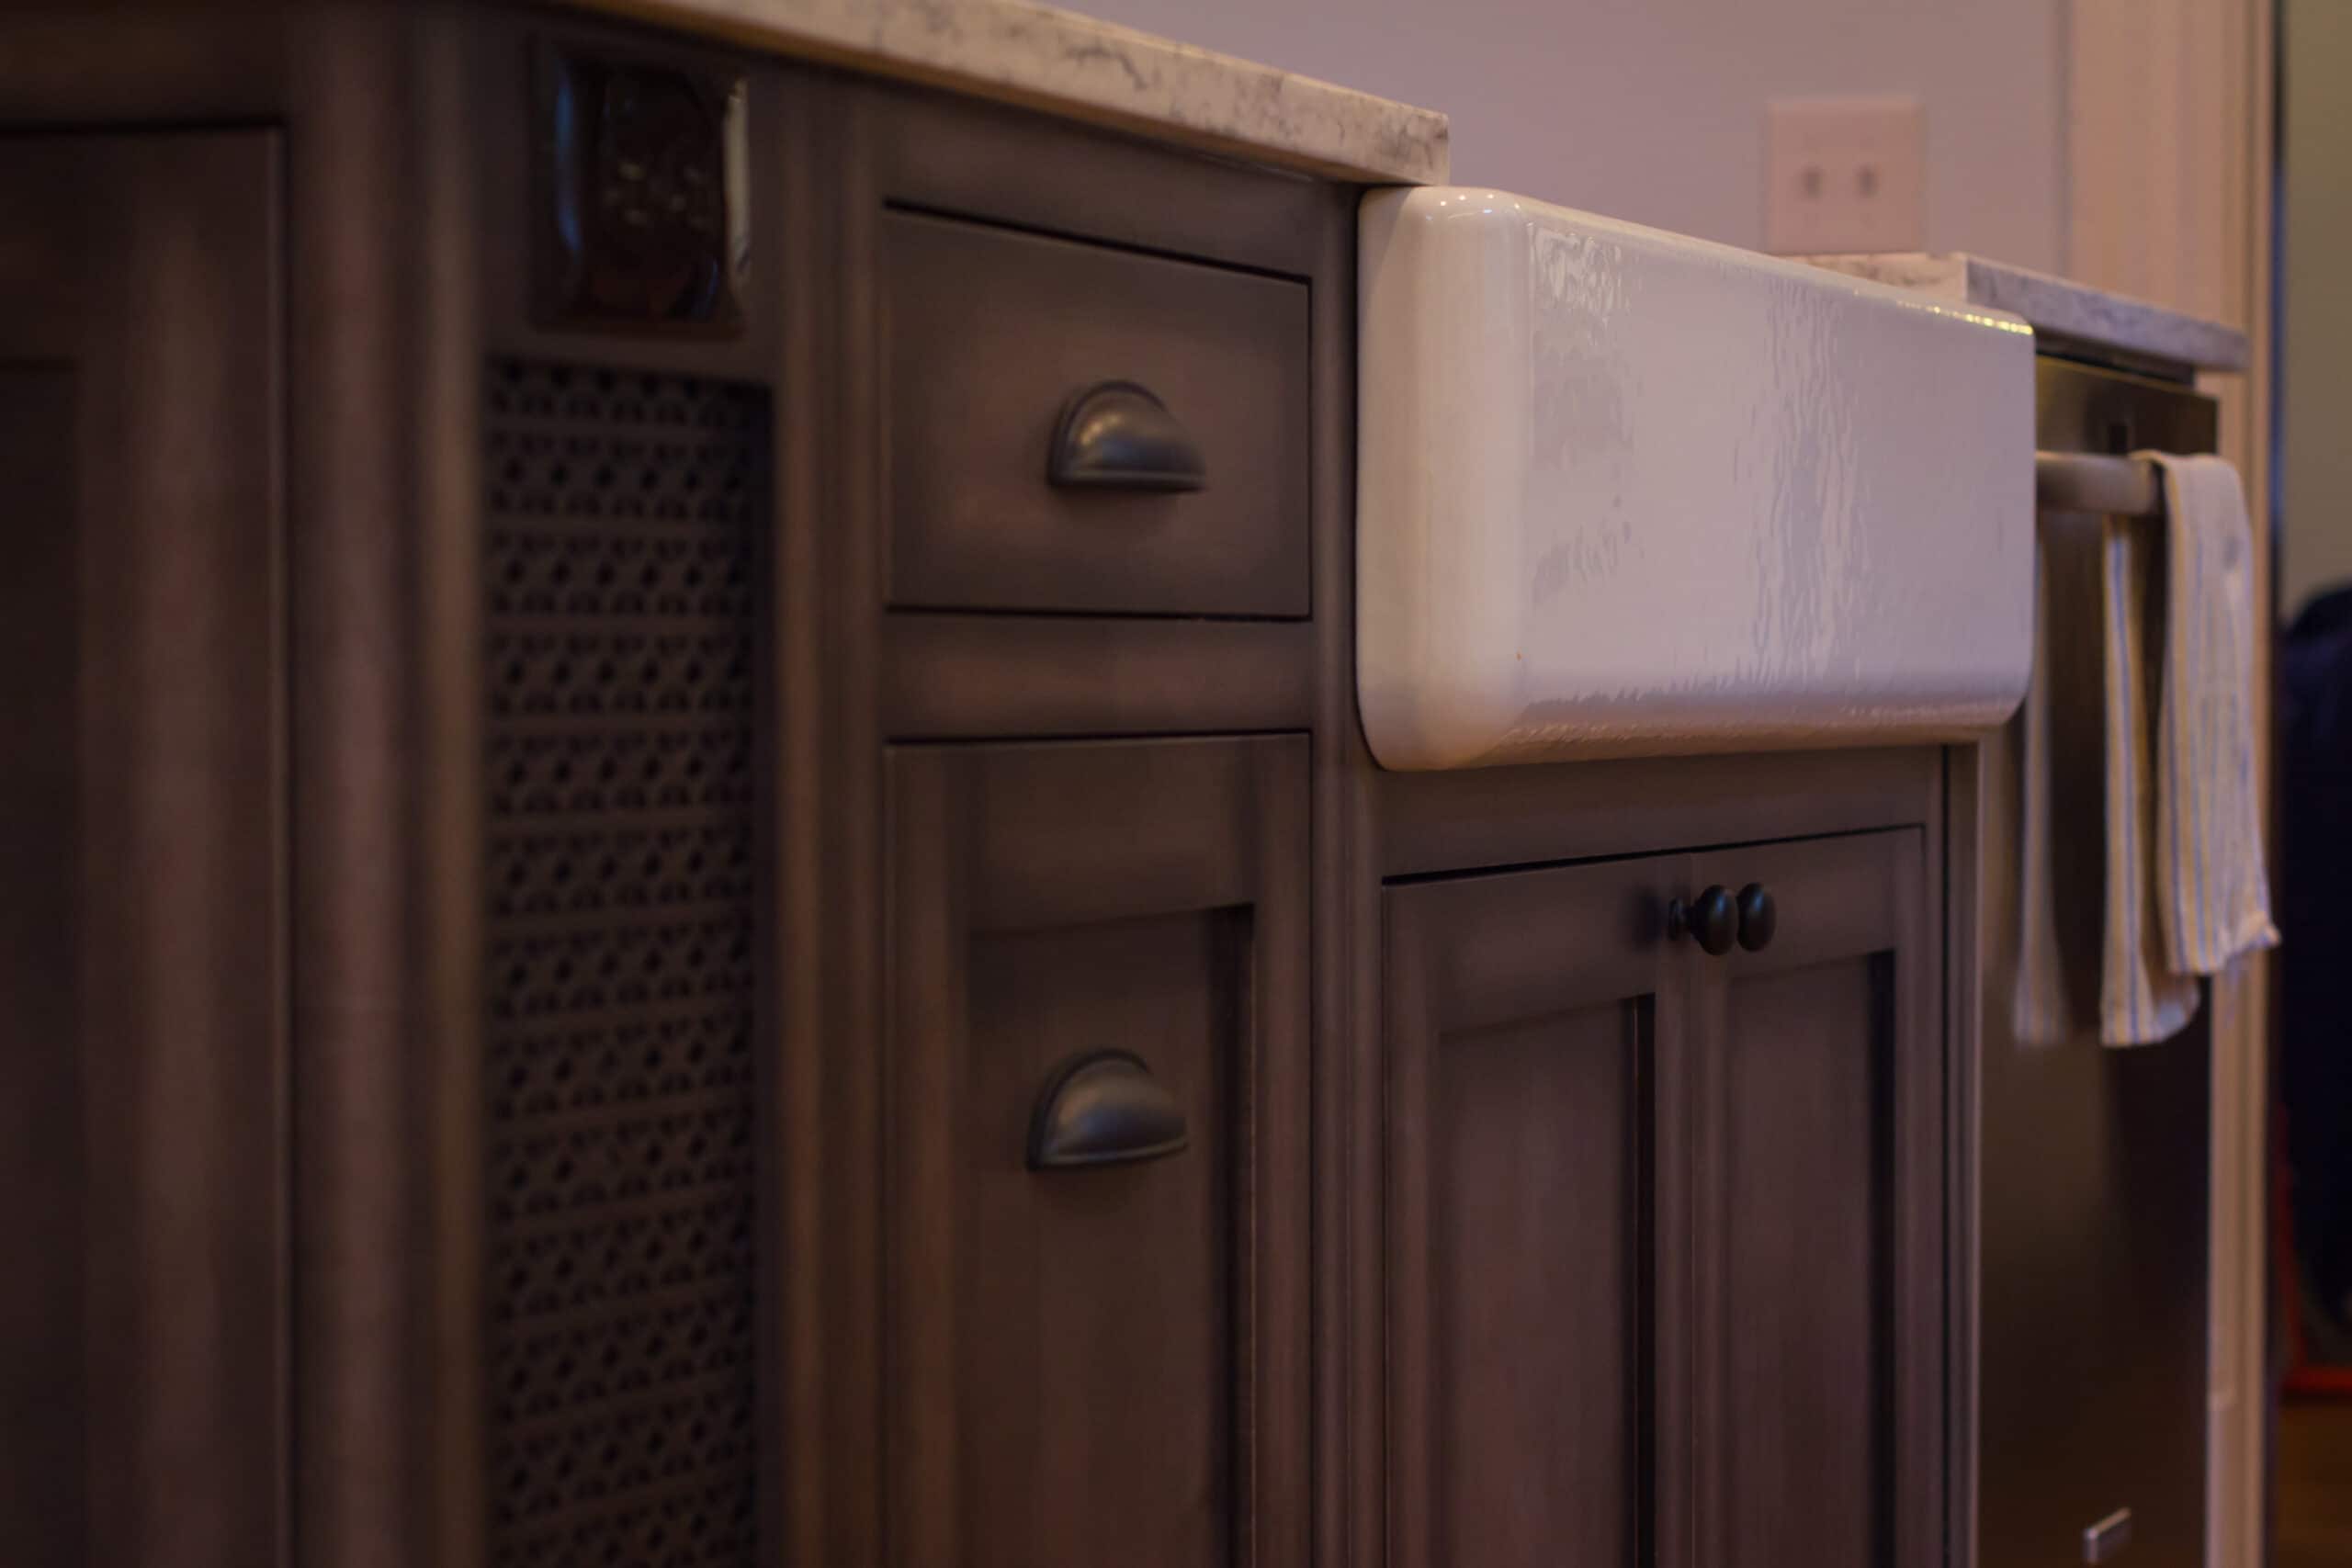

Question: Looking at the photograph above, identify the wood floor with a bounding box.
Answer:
[2277,1400,2352,1568]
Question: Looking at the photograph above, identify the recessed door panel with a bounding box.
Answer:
[888,736,1308,1568]
[1689,829,1939,1568]
[0,131,283,1568]
[1385,857,1682,1568]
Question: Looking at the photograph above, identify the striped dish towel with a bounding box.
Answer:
[2144,452,2278,977]
[2087,510,2201,1044]
[2013,455,2276,1047]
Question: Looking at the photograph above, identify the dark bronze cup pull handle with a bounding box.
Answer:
[1046,380,1207,492]
[1026,1049,1190,1169]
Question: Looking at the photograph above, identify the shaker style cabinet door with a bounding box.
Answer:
[1384,854,1690,1568]
[1384,828,1944,1568]
[885,736,1309,1568]
[1684,829,1941,1568]
[0,134,285,1568]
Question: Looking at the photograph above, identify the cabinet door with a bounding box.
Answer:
[0,135,282,1568]
[1385,854,1689,1568]
[886,737,1308,1568]
[1686,829,1940,1568]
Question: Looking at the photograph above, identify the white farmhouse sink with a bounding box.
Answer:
[1357,188,2036,770]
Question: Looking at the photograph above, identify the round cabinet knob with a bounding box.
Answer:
[1736,883,1777,952]
[1668,885,1737,956]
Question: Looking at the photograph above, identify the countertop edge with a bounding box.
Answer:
[1800,252,2250,375]
[565,0,1451,185]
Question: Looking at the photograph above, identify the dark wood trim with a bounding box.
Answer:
[1380,886,1431,1568]
[859,74,1325,280]
[786,65,888,1568]
[1340,723,1388,1567]
[1343,753,1388,1568]
[762,55,829,1568]
[0,365,85,1568]
[0,127,288,1568]
[880,615,1316,739]
[1377,746,1940,878]
[1897,824,1949,1568]
[1302,175,1365,1568]
[287,11,483,1567]
[837,69,889,1567]
[0,3,289,124]
[1943,742,1982,1568]
[878,743,967,1567]
[414,16,490,1566]
[1655,896,1696,1568]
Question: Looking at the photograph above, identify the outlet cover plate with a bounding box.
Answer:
[1765,96,1924,254]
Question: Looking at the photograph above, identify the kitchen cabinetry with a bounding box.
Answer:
[1685,833,1942,1568]
[1385,854,1671,1568]
[0,10,1973,1568]
[0,131,285,1568]
[883,738,1310,1568]
[1385,829,1942,1568]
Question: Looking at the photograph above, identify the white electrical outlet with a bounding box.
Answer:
[1764,96,1925,255]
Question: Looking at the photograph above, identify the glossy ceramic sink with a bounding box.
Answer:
[1356,187,2036,770]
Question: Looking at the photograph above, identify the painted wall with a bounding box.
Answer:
[1061,0,2068,273]
[2281,0,2352,617]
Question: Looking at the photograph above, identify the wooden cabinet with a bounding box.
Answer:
[880,209,1312,617]
[1686,832,1943,1568]
[0,17,1973,1568]
[1385,855,1676,1568]
[1385,829,1941,1568]
[0,131,284,1568]
[884,737,1310,1568]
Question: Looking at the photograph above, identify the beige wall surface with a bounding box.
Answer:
[1063,0,2069,270]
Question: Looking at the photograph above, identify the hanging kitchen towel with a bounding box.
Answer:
[2142,451,2279,977]
[2088,508,2202,1044]
[2012,504,2200,1046]
[2015,456,2278,1048]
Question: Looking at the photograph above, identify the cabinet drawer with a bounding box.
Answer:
[886,736,1309,1566]
[882,210,1311,616]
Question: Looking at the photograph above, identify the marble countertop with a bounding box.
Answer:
[572,0,1450,184]
[1801,253,2248,374]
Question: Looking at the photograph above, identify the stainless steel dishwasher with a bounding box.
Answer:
[1974,355,2219,1568]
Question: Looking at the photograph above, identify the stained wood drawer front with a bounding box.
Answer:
[887,737,1309,1567]
[882,209,1311,616]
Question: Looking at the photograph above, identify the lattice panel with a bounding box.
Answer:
[491,1008,756,1124]
[489,530,754,622]
[492,1193,755,1323]
[493,1475,758,1568]
[484,357,764,1567]
[490,819,755,924]
[491,728,754,820]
